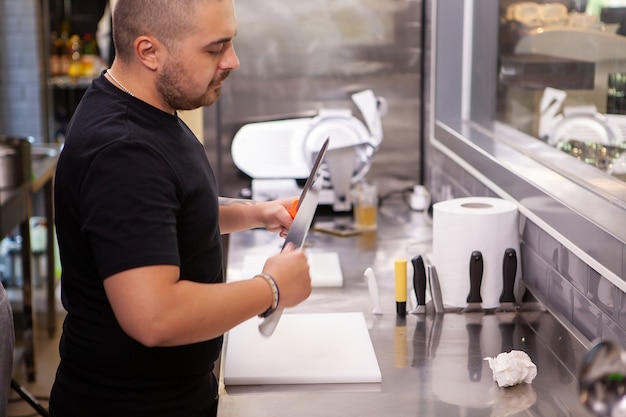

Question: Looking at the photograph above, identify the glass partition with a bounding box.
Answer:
[497,0,626,182]
[428,0,626,283]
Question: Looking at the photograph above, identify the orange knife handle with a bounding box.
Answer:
[288,199,299,219]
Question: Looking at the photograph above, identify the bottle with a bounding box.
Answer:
[58,19,71,76]
[607,72,626,115]
[49,31,63,76]
[66,34,82,79]
[80,33,99,78]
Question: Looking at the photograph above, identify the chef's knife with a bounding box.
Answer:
[410,255,427,314]
[496,248,517,313]
[258,137,330,337]
[463,251,484,313]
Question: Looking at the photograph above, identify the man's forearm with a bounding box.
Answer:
[218,197,261,233]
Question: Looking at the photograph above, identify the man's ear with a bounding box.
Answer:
[135,36,160,71]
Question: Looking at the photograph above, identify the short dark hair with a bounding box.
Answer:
[112,0,208,62]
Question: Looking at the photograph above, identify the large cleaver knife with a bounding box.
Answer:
[258,137,330,336]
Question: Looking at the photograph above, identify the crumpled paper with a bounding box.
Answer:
[484,350,537,388]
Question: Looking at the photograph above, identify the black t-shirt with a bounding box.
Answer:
[50,72,223,416]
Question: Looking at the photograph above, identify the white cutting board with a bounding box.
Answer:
[223,312,381,385]
[233,252,343,287]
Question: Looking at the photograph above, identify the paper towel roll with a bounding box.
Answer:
[432,197,520,309]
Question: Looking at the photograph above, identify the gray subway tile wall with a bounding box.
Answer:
[560,246,589,295]
[0,0,45,141]
[548,266,574,322]
[603,314,625,345]
[588,233,624,284]
[622,245,626,284]
[524,244,550,304]
[428,145,626,347]
[589,269,618,319]
[538,232,560,271]
[573,291,603,342]
[617,290,626,326]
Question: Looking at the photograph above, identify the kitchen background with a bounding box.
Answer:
[0,0,424,201]
[207,0,423,199]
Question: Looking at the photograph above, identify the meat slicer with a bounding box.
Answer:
[538,87,626,177]
[231,89,386,212]
[538,87,625,146]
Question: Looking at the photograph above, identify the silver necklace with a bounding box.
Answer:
[106,69,135,97]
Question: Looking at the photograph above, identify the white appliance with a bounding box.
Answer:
[231,89,386,211]
[539,87,626,146]
[538,87,626,178]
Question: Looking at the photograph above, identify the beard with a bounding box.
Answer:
[156,59,229,111]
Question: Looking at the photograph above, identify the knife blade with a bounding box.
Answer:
[496,248,518,313]
[463,251,484,313]
[427,264,445,314]
[258,137,330,337]
[410,255,427,314]
[364,267,383,315]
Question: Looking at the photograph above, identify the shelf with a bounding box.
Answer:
[48,75,94,89]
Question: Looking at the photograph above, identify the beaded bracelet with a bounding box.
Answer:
[256,272,280,318]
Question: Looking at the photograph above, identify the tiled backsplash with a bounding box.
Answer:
[426,145,626,347]
[0,0,45,142]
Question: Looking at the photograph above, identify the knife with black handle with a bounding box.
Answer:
[498,248,517,312]
[463,251,483,313]
[411,255,427,314]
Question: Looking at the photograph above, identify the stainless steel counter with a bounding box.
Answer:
[217,201,593,417]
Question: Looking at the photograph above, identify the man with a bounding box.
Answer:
[49,0,312,416]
